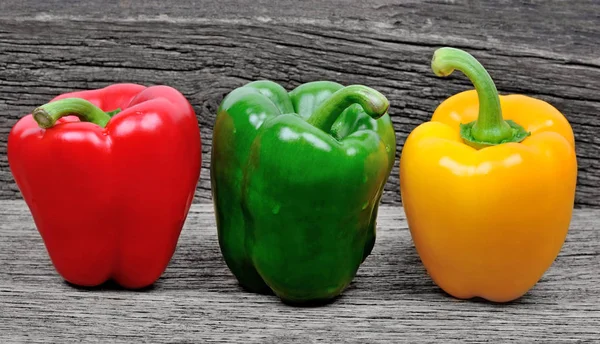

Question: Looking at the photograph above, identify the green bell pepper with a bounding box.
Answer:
[211,80,396,303]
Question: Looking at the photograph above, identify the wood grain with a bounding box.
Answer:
[0,1,599,206]
[0,201,598,342]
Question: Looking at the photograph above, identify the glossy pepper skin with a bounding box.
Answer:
[211,81,396,303]
[8,84,201,289]
[400,48,577,302]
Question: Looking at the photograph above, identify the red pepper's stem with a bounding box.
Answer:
[306,85,389,133]
[432,47,530,148]
[32,98,112,129]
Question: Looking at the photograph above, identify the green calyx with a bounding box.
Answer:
[432,47,530,148]
[106,108,122,117]
[32,98,115,129]
[306,85,390,132]
[460,120,531,149]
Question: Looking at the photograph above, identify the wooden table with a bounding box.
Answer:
[1,0,599,342]
[1,201,599,342]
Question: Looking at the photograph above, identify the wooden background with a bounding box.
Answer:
[0,0,599,207]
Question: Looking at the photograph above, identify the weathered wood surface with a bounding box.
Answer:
[0,201,598,342]
[0,1,599,207]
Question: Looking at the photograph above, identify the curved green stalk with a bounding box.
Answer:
[432,47,530,148]
[306,85,389,132]
[32,98,113,129]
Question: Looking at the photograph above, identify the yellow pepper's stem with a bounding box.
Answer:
[432,47,530,149]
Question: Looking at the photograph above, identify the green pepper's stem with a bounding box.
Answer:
[32,98,112,129]
[306,85,389,132]
[432,47,529,148]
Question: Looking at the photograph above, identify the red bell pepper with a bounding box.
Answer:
[8,83,201,289]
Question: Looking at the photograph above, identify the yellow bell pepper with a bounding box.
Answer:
[400,47,577,302]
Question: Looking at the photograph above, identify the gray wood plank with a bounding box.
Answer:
[0,1,599,207]
[0,200,598,343]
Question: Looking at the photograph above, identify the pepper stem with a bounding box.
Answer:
[432,47,530,148]
[306,85,389,132]
[32,98,113,129]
